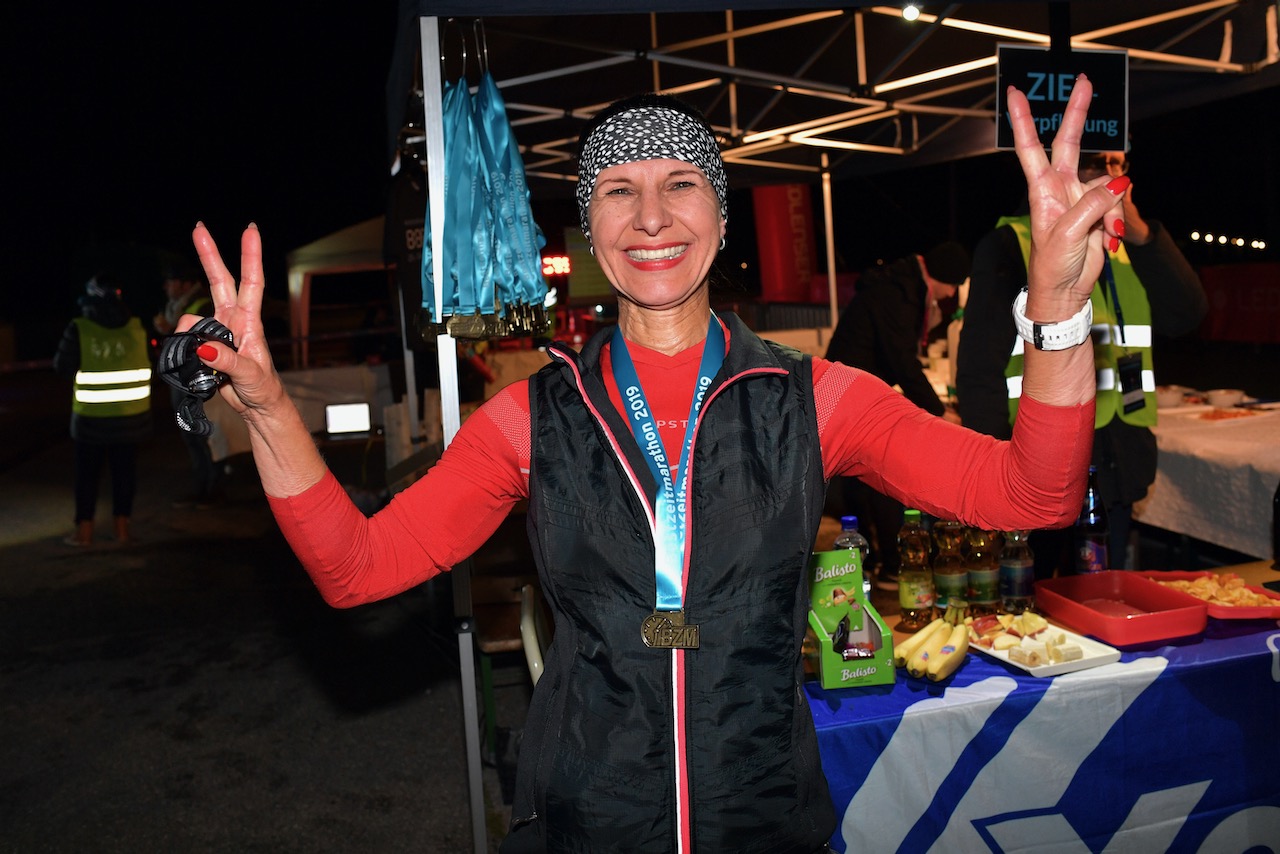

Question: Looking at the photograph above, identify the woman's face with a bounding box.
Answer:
[588,158,725,313]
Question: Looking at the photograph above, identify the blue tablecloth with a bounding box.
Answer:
[808,620,1280,852]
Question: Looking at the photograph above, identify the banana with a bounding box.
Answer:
[892,618,946,668]
[907,621,952,678]
[942,599,968,627]
[926,624,971,682]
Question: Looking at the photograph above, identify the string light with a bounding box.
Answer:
[1189,230,1267,252]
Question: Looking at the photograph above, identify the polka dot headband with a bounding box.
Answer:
[576,105,728,239]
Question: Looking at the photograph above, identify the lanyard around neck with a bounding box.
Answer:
[1099,255,1128,346]
[610,314,726,612]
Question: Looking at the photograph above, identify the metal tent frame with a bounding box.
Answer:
[401,4,1279,850]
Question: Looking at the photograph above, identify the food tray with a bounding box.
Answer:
[969,624,1120,677]
[1136,571,1280,620]
[1034,571,1207,646]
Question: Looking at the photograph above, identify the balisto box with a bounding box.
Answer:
[807,549,894,688]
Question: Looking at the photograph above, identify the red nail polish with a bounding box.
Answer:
[196,343,218,361]
[1113,219,1126,238]
[1108,235,1120,253]
[1106,176,1131,195]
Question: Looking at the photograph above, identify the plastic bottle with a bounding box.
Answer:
[965,527,1001,617]
[1075,465,1110,573]
[931,519,968,615]
[999,529,1035,614]
[834,515,872,597]
[896,509,935,632]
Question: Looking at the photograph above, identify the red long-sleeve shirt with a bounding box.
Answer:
[269,336,1093,608]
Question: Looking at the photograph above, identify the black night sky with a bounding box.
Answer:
[4,4,1277,362]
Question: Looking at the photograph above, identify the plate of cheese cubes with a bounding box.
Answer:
[966,611,1121,677]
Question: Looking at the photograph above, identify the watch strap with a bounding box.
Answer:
[1012,288,1093,351]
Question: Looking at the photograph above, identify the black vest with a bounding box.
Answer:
[504,313,835,853]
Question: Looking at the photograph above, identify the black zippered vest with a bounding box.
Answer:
[503,313,836,853]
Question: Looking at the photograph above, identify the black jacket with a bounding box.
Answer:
[505,313,834,853]
[825,256,946,416]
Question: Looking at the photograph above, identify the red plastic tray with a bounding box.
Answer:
[1034,571,1207,646]
[1136,571,1280,620]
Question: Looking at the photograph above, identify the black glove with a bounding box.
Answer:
[157,317,237,436]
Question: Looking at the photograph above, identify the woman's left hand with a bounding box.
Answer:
[1006,74,1130,323]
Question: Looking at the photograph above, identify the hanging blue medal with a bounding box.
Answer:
[610,315,725,649]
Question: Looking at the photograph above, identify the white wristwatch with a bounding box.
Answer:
[1012,288,1093,351]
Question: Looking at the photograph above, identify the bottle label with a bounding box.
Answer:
[968,567,999,605]
[934,572,968,608]
[999,558,1034,599]
[898,574,936,611]
[1077,538,1109,573]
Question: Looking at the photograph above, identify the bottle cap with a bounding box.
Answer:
[904,509,922,521]
[841,515,858,529]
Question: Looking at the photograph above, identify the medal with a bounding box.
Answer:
[641,611,700,649]
[612,316,725,652]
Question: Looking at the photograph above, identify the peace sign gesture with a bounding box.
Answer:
[1007,74,1129,324]
[182,222,325,496]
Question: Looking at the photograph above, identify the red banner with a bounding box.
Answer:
[752,184,818,303]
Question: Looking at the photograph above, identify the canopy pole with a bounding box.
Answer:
[821,153,838,328]
[421,16,487,854]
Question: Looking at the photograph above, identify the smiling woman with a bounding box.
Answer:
[576,95,730,354]
[184,81,1123,854]
[586,158,724,332]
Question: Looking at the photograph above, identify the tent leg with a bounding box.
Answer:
[421,16,483,851]
[458,619,489,854]
[821,153,839,328]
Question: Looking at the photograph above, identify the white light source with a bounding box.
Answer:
[903,4,921,21]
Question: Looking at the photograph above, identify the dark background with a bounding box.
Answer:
[3,3,1277,361]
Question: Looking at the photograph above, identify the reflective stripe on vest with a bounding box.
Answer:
[71,316,152,418]
[998,216,1157,429]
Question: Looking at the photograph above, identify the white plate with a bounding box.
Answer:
[970,625,1120,677]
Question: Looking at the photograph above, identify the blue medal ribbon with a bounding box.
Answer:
[611,315,725,611]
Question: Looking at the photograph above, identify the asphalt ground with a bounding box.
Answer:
[0,372,521,853]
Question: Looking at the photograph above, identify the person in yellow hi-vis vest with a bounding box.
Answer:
[957,150,1206,574]
[53,275,153,545]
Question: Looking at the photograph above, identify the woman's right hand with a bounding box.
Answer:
[185,223,327,496]
[182,223,285,421]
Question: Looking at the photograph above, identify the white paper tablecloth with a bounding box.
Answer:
[1134,407,1280,558]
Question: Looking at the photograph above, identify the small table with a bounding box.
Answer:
[1135,406,1280,559]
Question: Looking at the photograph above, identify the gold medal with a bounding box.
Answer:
[641,611,700,649]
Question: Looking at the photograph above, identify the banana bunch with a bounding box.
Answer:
[892,617,945,669]
[893,616,970,681]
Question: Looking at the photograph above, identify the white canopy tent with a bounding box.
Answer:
[284,215,389,370]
